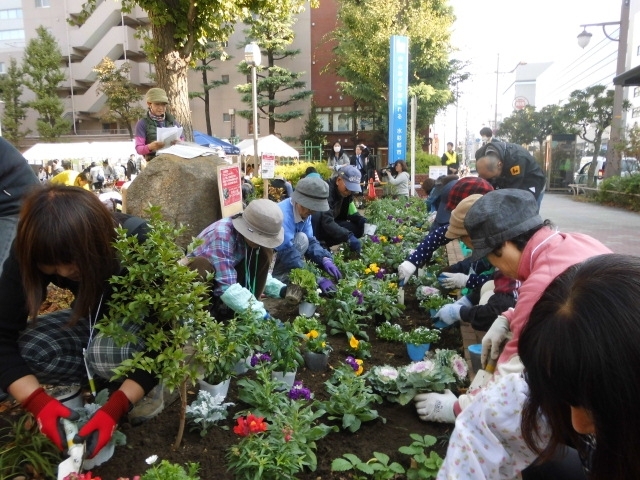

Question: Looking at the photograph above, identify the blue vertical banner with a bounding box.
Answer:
[388,35,409,165]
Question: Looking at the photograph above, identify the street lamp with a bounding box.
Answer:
[228,108,236,140]
[244,42,263,196]
[576,0,629,179]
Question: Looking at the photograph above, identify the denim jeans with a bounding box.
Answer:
[272,233,309,282]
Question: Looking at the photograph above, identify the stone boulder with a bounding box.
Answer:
[124,153,229,248]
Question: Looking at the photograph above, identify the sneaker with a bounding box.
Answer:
[128,383,179,426]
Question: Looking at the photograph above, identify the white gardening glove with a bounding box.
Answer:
[481,314,511,367]
[439,272,470,289]
[398,260,417,285]
[432,303,463,327]
[414,389,457,423]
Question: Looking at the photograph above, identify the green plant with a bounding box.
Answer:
[97,205,218,449]
[367,350,468,405]
[288,267,321,304]
[260,318,304,372]
[401,326,440,345]
[0,415,61,480]
[185,390,234,437]
[322,360,384,432]
[77,389,127,446]
[227,403,335,479]
[202,317,252,384]
[375,321,404,342]
[420,294,454,312]
[361,276,405,322]
[325,297,368,339]
[140,456,200,480]
[235,363,290,416]
[302,328,332,354]
[398,434,444,479]
[331,452,405,479]
[346,332,371,359]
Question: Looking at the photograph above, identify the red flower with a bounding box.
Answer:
[233,413,268,436]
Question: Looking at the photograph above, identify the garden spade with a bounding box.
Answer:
[57,419,85,480]
[468,355,497,391]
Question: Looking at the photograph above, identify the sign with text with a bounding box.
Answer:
[388,35,409,165]
[261,152,276,179]
[428,165,449,180]
[217,164,243,218]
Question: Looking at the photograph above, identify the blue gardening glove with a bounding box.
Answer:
[322,257,342,280]
[348,234,362,253]
[220,283,268,320]
[432,303,463,327]
[317,277,336,294]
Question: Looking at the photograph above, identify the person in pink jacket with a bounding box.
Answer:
[416,189,612,423]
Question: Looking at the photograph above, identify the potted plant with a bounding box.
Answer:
[260,318,304,388]
[288,268,322,317]
[401,327,441,361]
[420,294,454,317]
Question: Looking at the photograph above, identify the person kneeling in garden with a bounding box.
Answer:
[0,185,173,460]
[272,175,342,294]
[189,199,286,321]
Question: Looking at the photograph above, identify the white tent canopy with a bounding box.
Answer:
[22,141,137,164]
[235,135,299,158]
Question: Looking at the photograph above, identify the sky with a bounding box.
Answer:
[435,0,623,153]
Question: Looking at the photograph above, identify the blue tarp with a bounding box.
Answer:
[193,131,240,155]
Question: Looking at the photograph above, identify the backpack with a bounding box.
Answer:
[97,172,105,183]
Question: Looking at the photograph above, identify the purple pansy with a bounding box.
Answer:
[351,290,364,304]
[250,352,272,367]
[370,235,380,244]
[345,356,359,372]
[375,268,386,279]
[288,381,312,401]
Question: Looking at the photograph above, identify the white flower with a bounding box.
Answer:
[377,366,399,381]
[146,454,158,465]
[404,360,435,374]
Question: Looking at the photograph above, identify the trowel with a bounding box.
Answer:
[468,355,497,391]
[57,419,85,480]
[398,280,405,305]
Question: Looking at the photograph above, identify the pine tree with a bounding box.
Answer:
[190,44,230,136]
[22,26,71,141]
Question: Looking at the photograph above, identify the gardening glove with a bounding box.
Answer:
[264,274,287,298]
[432,303,463,327]
[322,257,342,280]
[414,389,457,424]
[481,314,511,367]
[439,272,470,289]
[454,295,474,309]
[76,390,130,459]
[22,387,80,451]
[347,233,362,253]
[398,260,417,284]
[220,283,268,320]
[317,277,337,294]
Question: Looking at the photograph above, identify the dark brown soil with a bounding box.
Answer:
[1,286,462,480]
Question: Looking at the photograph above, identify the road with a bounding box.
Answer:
[540,192,640,255]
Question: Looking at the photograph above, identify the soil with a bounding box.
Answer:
[1,285,463,480]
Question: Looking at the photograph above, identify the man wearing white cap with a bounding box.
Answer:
[189,199,285,321]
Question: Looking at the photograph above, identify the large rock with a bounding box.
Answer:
[124,153,229,248]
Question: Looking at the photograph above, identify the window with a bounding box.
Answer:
[35,0,50,7]
[223,113,231,122]
[0,30,25,41]
[0,9,23,19]
[221,74,229,84]
[634,87,640,98]
[632,107,640,118]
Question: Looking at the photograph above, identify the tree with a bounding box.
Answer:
[75,0,280,141]
[328,0,458,144]
[94,58,146,139]
[300,104,327,158]
[561,85,627,187]
[0,57,30,146]
[235,0,314,135]
[22,26,71,141]
[190,44,230,136]
[497,106,538,146]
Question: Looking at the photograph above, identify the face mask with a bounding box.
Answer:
[481,136,489,143]
[334,146,341,153]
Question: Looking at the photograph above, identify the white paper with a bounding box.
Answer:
[158,142,233,161]
[156,126,183,146]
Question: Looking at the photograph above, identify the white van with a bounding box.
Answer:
[574,157,639,184]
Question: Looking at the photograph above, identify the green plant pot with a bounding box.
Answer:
[406,343,431,362]
[304,351,329,371]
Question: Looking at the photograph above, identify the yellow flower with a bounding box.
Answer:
[355,359,364,376]
[398,235,403,240]
[364,268,372,274]
[307,330,319,339]
[321,341,326,348]
[389,282,397,290]
[380,236,388,243]
[349,336,360,349]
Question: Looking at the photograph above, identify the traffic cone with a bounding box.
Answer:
[367,178,377,199]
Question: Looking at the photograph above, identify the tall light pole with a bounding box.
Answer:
[577,0,629,178]
[244,42,263,197]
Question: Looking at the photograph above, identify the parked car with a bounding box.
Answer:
[574,157,639,184]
